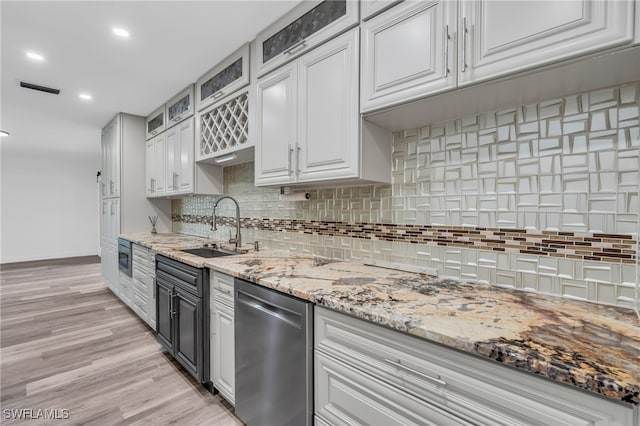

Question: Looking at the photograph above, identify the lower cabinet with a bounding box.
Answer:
[174,289,203,377]
[118,271,132,308]
[155,279,173,351]
[131,244,156,328]
[315,307,636,426]
[155,255,208,383]
[210,271,235,405]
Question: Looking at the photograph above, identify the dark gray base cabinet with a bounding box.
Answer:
[155,255,208,384]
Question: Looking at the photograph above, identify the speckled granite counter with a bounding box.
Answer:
[120,233,640,405]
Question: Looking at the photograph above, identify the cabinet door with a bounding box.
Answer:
[297,29,359,182]
[459,0,634,86]
[100,137,109,199]
[361,0,456,112]
[176,118,194,193]
[145,140,154,197]
[213,303,235,404]
[255,61,297,186]
[155,279,173,352]
[196,44,250,111]
[107,118,120,198]
[109,198,120,240]
[153,134,166,194]
[166,85,194,128]
[174,289,202,381]
[146,105,166,140]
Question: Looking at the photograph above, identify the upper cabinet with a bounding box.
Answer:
[362,0,635,117]
[166,85,194,129]
[196,89,252,165]
[255,28,391,187]
[145,133,167,197]
[459,0,635,87]
[361,0,456,112]
[166,118,195,195]
[145,105,166,140]
[254,0,359,77]
[101,117,120,199]
[196,44,250,112]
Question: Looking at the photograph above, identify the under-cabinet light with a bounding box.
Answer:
[213,153,237,164]
[0,130,9,137]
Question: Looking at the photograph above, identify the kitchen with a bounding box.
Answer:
[1,0,639,425]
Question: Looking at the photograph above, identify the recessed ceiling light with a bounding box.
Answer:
[26,51,44,61]
[0,130,10,137]
[112,27,130,38]
[79,93,93,100]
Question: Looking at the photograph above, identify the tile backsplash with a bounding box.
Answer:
[173,82,640,309]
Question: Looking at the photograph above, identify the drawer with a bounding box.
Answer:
[315,351,468,426]
[315,307,633,426]
[211,271,234,305]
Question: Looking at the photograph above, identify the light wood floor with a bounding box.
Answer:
[0,257,243,425]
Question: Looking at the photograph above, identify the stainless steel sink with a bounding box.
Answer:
[180,247,239,258]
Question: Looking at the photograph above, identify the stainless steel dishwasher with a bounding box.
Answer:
[234,278,313,426]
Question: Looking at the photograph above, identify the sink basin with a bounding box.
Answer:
[180,247,239,258]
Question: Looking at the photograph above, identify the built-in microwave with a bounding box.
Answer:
[117,238,132,277]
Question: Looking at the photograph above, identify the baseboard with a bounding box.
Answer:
[0,250,99,265]
[0,254,101,269]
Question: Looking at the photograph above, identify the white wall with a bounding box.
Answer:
[1,150,101,263]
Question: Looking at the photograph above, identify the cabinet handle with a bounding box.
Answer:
[213,90,225,99]
[296,145,301,176]
[101,182,106,195]
[172,292,178,317]
[168,289,173,318]
[384,358,447,386]
[110,180,115,194]
[173,172,178,190]
[152,130,158,135]
[153,278,156,298]
[444,25,451,77]
[461,17,468,73]
[217,287,232,296]
[287,144,293,177]
[172,115,181,122]
[285,40,306,56]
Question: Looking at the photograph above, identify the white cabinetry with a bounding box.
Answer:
[256,29,391,187]
[459,0,635,87]
[196,44,250,112]
[210,271,235,405]
[100,113,171,295]
[166,118,194,195]
[253,0,359,77]
[362,0,635,116]
[315,307,635,426]
[145,133,166,197]
[361,0,456,112]
[145,105,166,140]
[166,85,194,129]
[101,118,120,199]
[132,244,156,329]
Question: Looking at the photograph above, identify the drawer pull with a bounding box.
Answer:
[217,287,232,295]
[384,358,447,386]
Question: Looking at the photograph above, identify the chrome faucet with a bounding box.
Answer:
[212,196,242,250]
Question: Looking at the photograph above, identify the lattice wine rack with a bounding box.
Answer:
[198,91,249,159]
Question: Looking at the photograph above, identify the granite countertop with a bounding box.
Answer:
[121,232,640,405]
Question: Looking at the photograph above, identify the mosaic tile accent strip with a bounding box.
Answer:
[172,214,637,265]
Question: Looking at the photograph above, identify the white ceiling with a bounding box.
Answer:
[0,0,301,154]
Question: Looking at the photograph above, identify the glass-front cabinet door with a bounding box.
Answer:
[146,105,166,140]
[254,0,359,77]
[166,85,194,129]
[196,43,250,111]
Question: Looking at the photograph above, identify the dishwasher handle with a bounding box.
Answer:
[236,290,303,329]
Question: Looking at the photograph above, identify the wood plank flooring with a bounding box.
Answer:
[0,257,243,425]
